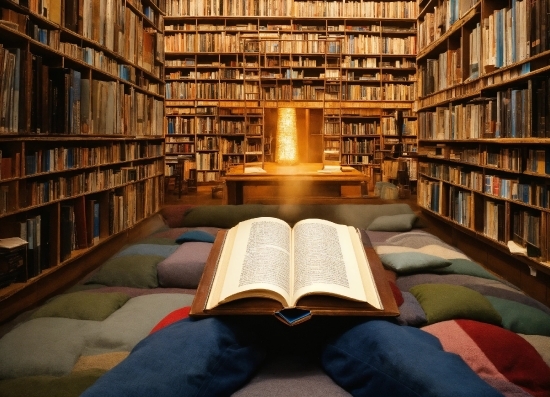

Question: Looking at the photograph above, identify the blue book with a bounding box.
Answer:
[495,9,503,68]
[93,201,100,243]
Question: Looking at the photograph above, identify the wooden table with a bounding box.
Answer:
[224,163,368,205]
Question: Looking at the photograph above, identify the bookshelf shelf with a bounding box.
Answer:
[417,0,550,274]
[163,2,417,184]
[0,0,166,311]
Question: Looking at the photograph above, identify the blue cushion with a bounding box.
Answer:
[175,230,215,244]
[80,318,264,397]
[322,320,503,397]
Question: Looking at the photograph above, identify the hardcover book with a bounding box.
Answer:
[191,217,399,325]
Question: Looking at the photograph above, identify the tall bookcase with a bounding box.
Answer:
[416,0,550,277]
[163,0,418,186]
[0,0,165,311]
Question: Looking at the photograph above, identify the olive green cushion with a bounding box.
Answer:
[410,283,502,326]
[31,292,130,321]
[0,369,105,397]
[85,255,164,289]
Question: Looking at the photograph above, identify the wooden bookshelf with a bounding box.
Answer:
[163,0,418,185]
[0,0,166,315]
[416,0,550,279]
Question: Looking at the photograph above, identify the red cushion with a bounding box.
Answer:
[149,306,191,334]
[457,320,550,397]
[389,281,404,306]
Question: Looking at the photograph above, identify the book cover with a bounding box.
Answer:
[60,204,74,262]
[73,195,88,250]
[80,77,91,133]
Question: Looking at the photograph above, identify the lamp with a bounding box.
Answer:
[275,108,298,165]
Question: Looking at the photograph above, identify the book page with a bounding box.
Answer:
[216,217,292,306]
[291,219,381,309]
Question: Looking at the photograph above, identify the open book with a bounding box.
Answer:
[204,217,383,314]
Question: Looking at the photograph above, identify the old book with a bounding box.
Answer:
[191,217,399,325]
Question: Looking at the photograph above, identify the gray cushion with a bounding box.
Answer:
[30,292,130,321]
[84,293,195,355]
[114,244,178,258]
[367,213,418,232]
[0,317,100,378]
[380,252,451,274]
[157,242,213,289]
[85,255,164,289]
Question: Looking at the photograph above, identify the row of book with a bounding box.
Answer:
[341,154,374,165]
[419,166,550,210]
[196,136,219,150]
[166,55,415,71]
[165,32,416,56]
[341,121,379,136]
[195,152,221,170]
[166,21,413,34]
[418,79,549,140]
[165,142,195,154]
[220,139,244,154]
[166,0,416,18]
[1,4,164,78]
[484,199,505,242]
[526,150,550,175]
[0,45,21,135]
[166,80,415,101]
[342,138,377,154]
[21,142,164,176]
[0,49,164,136]
[483,148,521,172]
[196,170,220,182]
[512,209,542,255]
[418,49,462,97]
[418,179,444,214]
[449,186,472,228]
[418,0,478,50]
[0,149,21,180]
[20,161,162,208]
[420,176,546,256]
[60,197,99,261]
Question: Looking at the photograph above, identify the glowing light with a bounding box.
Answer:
[275,108,298,164]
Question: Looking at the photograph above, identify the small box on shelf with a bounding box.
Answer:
[0,237,28,288]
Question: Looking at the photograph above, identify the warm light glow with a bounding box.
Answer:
[275,108,298,164]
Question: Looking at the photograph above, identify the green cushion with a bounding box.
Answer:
[0,369,106,397]
[367,213,418,232]
[31,292,130,321]
[380,252,451,274]
[432,258,501,281]
[85,255,164,289]
[410,283,502,326]
[486,296,550,336]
